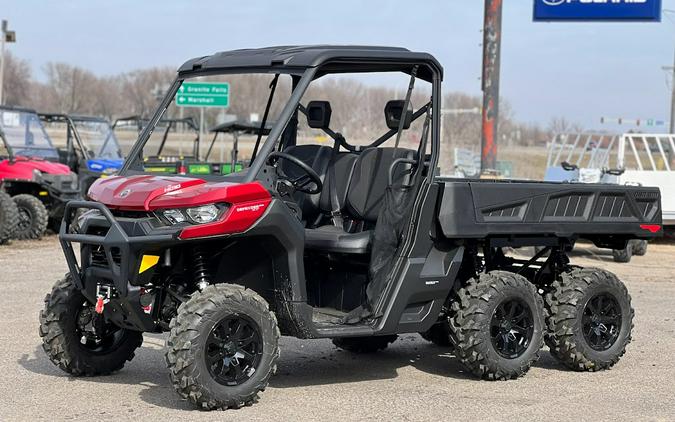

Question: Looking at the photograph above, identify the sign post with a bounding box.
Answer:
[480,0,503,173]
[175,81,230,151]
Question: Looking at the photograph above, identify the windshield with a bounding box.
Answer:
[0,109,59,159]
[72,119,122,159]
[123,74,292,177]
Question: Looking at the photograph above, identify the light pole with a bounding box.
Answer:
[0,20,17,106]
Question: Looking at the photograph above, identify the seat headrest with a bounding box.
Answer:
[306,101,332,129]
[384,100,412,130]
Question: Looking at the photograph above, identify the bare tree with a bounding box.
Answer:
[1,52,32,107]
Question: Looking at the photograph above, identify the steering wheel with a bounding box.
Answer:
[267,151,323,195]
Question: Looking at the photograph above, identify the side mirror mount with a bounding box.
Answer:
[384,100,413,130]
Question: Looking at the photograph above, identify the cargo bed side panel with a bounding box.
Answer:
[436,179,662,239]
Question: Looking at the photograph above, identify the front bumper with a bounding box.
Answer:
[59,200,181,331]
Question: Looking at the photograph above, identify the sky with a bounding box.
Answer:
[1,0,674,129]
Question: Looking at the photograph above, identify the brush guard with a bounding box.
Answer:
[59,200,175,296]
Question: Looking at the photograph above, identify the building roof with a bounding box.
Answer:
[178,45,442,82]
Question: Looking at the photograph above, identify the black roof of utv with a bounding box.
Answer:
[178,45,443,82]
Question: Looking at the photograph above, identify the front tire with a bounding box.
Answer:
[449,271,545,380]
[39,275,143,375]
[13,194,48,240]
[166,284,280,410]
[545,267,633,371]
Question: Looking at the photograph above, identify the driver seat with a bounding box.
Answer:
[304,147,415,254]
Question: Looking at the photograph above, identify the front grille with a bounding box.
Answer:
[90,245,122,268]
[110,209,151,219]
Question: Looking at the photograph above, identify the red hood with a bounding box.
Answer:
[88,175,271,211]
[0,157,72,181]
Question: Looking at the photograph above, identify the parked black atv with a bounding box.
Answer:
[42,46,661,410]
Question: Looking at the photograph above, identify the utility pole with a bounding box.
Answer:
[0,20,17,106]
[480,0,503,172]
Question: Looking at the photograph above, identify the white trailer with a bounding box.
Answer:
[617,134,675,226]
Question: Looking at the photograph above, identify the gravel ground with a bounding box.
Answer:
[0,237,674,421]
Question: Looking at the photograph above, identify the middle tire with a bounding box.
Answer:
[166,284,280,410]
[449,271,545,380]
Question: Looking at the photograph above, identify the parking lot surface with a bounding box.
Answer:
[1,237,674,421]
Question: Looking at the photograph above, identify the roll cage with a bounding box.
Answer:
[120,46,443,183]
[0,106,60,160]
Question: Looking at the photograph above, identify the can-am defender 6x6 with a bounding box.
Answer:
[41,46,662,410]
[0,106,80,238]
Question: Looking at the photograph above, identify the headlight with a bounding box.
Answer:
[32,169,42,181]
[163,209,186,224]
[186,204,219,224]
[160,204,222,225]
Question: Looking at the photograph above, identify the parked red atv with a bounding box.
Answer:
[0,106,80,239]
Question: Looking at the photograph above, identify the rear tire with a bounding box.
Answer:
[545,267,633,371]
[12,194,48,240]
[612,243,632,263]
[631,240,648,256]
[332,335,398,353]
[166,284,280,410]
[449,271,545,380]
[39,274,143,376]
[0,191,19,244]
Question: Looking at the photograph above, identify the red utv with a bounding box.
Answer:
[0,106,80,238]
[41,46,661,410]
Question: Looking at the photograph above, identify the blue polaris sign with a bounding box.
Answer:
[534,0,662,22]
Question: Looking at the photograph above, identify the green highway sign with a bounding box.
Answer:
[176,82,230,107]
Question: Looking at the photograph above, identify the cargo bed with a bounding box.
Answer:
[436,178,662,245]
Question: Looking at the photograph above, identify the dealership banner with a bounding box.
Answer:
[533,0,662,22]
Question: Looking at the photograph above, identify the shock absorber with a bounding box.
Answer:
[192,247,211,291]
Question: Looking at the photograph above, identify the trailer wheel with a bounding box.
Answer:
[166,284,280,410]
[448,271,545,380]
[12,194,48,240]
[332,335,398,353]
[631,240,648,256]
[612,243,633,263]
[420,321,453,347]
[39,274,143,375]
[0,191,19,244]
[545,267,633,371]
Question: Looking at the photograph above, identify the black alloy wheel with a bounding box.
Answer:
[582,293,622,351]
[490,298,534,359]
[75,301,126,354]
[17,206,31,232]
[205,315,263,386]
